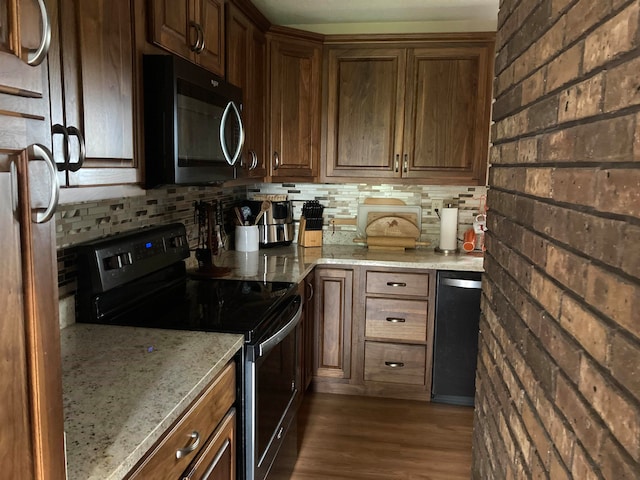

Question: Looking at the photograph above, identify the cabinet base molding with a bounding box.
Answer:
[310,378,431,402]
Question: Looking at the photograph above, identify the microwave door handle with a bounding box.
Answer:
[219,101,245,166]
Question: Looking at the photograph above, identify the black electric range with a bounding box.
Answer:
[74,223,303,480]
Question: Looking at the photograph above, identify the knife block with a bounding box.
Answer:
[298,217,323,247]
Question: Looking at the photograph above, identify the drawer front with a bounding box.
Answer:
[366,271,429,297]
[364,342,426,386]
[128,362,236,479]
[365,298,428,342]
[182,409,235,480]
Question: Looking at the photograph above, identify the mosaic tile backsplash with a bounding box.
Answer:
[56,182,487,326]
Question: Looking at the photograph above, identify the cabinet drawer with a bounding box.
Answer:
[365,298,428,342]
[364,342,426,386]
[366,271,429,297]
[181,409,235,479]
[128,362,236,479]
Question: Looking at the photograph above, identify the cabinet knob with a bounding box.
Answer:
[25,144,59,224]
[403,154,408,173]
[386,317,406,323]
[273,151,280,170]
[386,282,406,287]
[394,154,399,173]
[189,21,205,52]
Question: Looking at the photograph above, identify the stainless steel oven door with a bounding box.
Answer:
[245,296,302,480]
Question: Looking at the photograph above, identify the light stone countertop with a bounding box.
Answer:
[208,243,484,283]
[61,324,244,480]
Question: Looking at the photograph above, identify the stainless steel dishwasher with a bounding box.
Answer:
[431,270,483,406]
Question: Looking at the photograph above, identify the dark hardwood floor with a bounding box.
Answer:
[291,392,474,480]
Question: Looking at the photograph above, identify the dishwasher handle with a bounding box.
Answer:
[441,278,482,289]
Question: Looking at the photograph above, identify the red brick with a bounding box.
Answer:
[565,0,614,46]
[527,95,559,131]
[552,0,573,16]
[522,398,552,465]
[584,2,640,72]
[557,73,604,123]
[496,62,516,97]
[546,42,584,92]
[517,137,539,163]
[571,445,600,480]
[604,56,640,112]
[551,168,597,207]
[620,223,640,279]
[574,115,636,162]
[525,168,553,197]
[595,169,640,218]
[608,332,640,410]
[521,68,547,106]
[530,269,562,319]
[490,166,527,192]
[536,15,566,65]
[545,244,589,297]
[494,110,529,141]
[539,315,581,377]
[597,435,640,479]
[540,129,575,162]
[578,357,640,461]
[548,452,571,480]
[635,112,640,161]
[546,405,576,465]
[579,213,628,271]
[559,295,610,363]
[585,264,637,337]
[555,375,605,455]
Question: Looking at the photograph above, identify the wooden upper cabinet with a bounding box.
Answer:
[324,47,406,178]
[402,46,491,183]
[226,2,267,178]
[322,35,494,185]
[48,0,139,196]
[148,0,225,76]
[268,30,322,180]
[0,0,52,153]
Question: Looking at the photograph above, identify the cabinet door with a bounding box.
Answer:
[324,47,406,179]
[147,0,196,61]
[0,151,66,479]
[148,0,224,76]
[269,37,321,179]
[402,46,492,184]
[195,0,224,76]
[0,0,52,152]
[314,268,353,379]
[49,0,138,190]
[226,4,265,179]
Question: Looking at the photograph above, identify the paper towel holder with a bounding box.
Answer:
[435,202,460,255]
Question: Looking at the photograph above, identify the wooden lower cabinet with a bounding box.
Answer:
[311,266,435,401]
[126,361,236,480]
[313,267,353,381]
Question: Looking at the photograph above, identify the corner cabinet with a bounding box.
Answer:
[148,0,225,76]
[47,0,140,201]
[322,34,495,185]
[267,27,322,181]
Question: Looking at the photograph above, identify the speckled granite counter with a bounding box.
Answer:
[61,324,244,480]
[208,244,484,283]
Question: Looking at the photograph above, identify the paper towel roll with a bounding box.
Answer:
[439,207,459,251]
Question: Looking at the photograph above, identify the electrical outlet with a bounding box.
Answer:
[432,199,443,214]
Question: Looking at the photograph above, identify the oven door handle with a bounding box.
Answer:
[256,296,303,359]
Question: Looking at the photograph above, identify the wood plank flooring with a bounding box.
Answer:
[290,392,474,480]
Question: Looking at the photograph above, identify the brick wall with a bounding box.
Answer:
[473,0,640,478]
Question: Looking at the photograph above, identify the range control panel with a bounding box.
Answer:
[76,223,190,294]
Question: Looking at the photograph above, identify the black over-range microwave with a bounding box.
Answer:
[143,54,244,188]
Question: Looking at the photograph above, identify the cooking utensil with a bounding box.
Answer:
[254,200,271,225]
[234,207,244,225]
